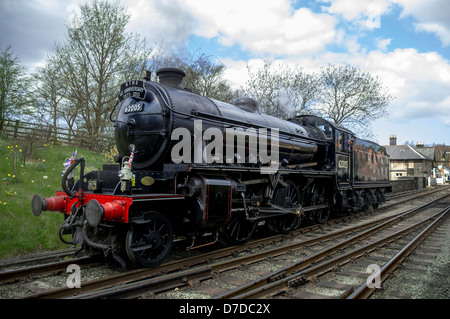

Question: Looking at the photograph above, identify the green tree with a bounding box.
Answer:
[32,54,68,142]
[53,0,151,150]
[0,45,32,133]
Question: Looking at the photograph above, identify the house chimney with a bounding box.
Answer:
[156,67,185,89]
[389,134,397,146]
[416,142,424,148]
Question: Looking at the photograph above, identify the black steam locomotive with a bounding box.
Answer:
[32,68,391,268]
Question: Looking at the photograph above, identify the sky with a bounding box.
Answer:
[1,0,450,146]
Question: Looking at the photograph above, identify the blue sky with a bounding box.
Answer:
[1,0,449,145]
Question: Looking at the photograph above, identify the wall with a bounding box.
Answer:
[391,177,426,193]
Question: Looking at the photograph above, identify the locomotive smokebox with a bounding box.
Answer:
[156,67,185,89]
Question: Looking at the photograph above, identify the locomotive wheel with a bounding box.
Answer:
[271,180,301,233]
[315,207,331,224]
[223,213,257,245]
[311,183,330,224]
[125,212,174,268]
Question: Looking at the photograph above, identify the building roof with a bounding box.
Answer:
[415,147,435,160]
[385,145,434,161]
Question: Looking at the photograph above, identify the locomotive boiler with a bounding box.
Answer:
[32,67,391,268]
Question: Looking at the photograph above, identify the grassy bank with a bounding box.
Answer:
[0,138,106,259]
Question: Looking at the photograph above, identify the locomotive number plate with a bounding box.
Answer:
[338,160,349,168]
[124,103,144,113]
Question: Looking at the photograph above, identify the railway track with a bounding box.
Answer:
[223,203,448,299]
[0,256,100,284]
[1,186,448,299]
[0,248,82,271]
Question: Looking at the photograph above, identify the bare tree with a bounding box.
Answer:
[244,60,320,119]
[53,0,152,150]
[184,53,237,103]
[146,48,237,102]
[316,64,393,138]
[290,68,322,117]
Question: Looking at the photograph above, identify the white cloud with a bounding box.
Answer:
[321,0,392,29]
[393,0,450,46]
[415,23,450,46]
[126,0,198,51]
[321,0,450,46]
[376,38,392,52]
[444,117,450,127]
[220,58,250,89]
[128,0,338,56]
[353,49,450,123]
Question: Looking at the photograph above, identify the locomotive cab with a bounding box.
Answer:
[290,115,336,170]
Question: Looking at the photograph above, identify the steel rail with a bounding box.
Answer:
[222,205,449,299]
[0,248,81,270]
[0,256,98,284]
[347,206,449,299]
[68,267,213,299]
[214,194,449,299]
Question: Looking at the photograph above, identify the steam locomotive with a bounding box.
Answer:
[32,68,391,268]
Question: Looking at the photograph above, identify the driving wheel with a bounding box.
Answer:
[311,183,330,224]
[271,180,301,233]
[126,212,174,268]
[223,213,257,245]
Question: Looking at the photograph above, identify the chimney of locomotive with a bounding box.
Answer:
[156,67,185,89]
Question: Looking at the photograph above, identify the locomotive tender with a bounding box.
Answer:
[32,68,391,268]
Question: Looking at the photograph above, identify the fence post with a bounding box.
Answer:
[14,120,20,139]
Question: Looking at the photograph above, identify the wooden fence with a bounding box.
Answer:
[0,119,113,150]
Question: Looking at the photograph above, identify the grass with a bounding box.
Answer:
[0,137,108,259]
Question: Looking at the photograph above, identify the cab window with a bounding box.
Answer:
[316,122,333,139]
[336,131,350,152]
